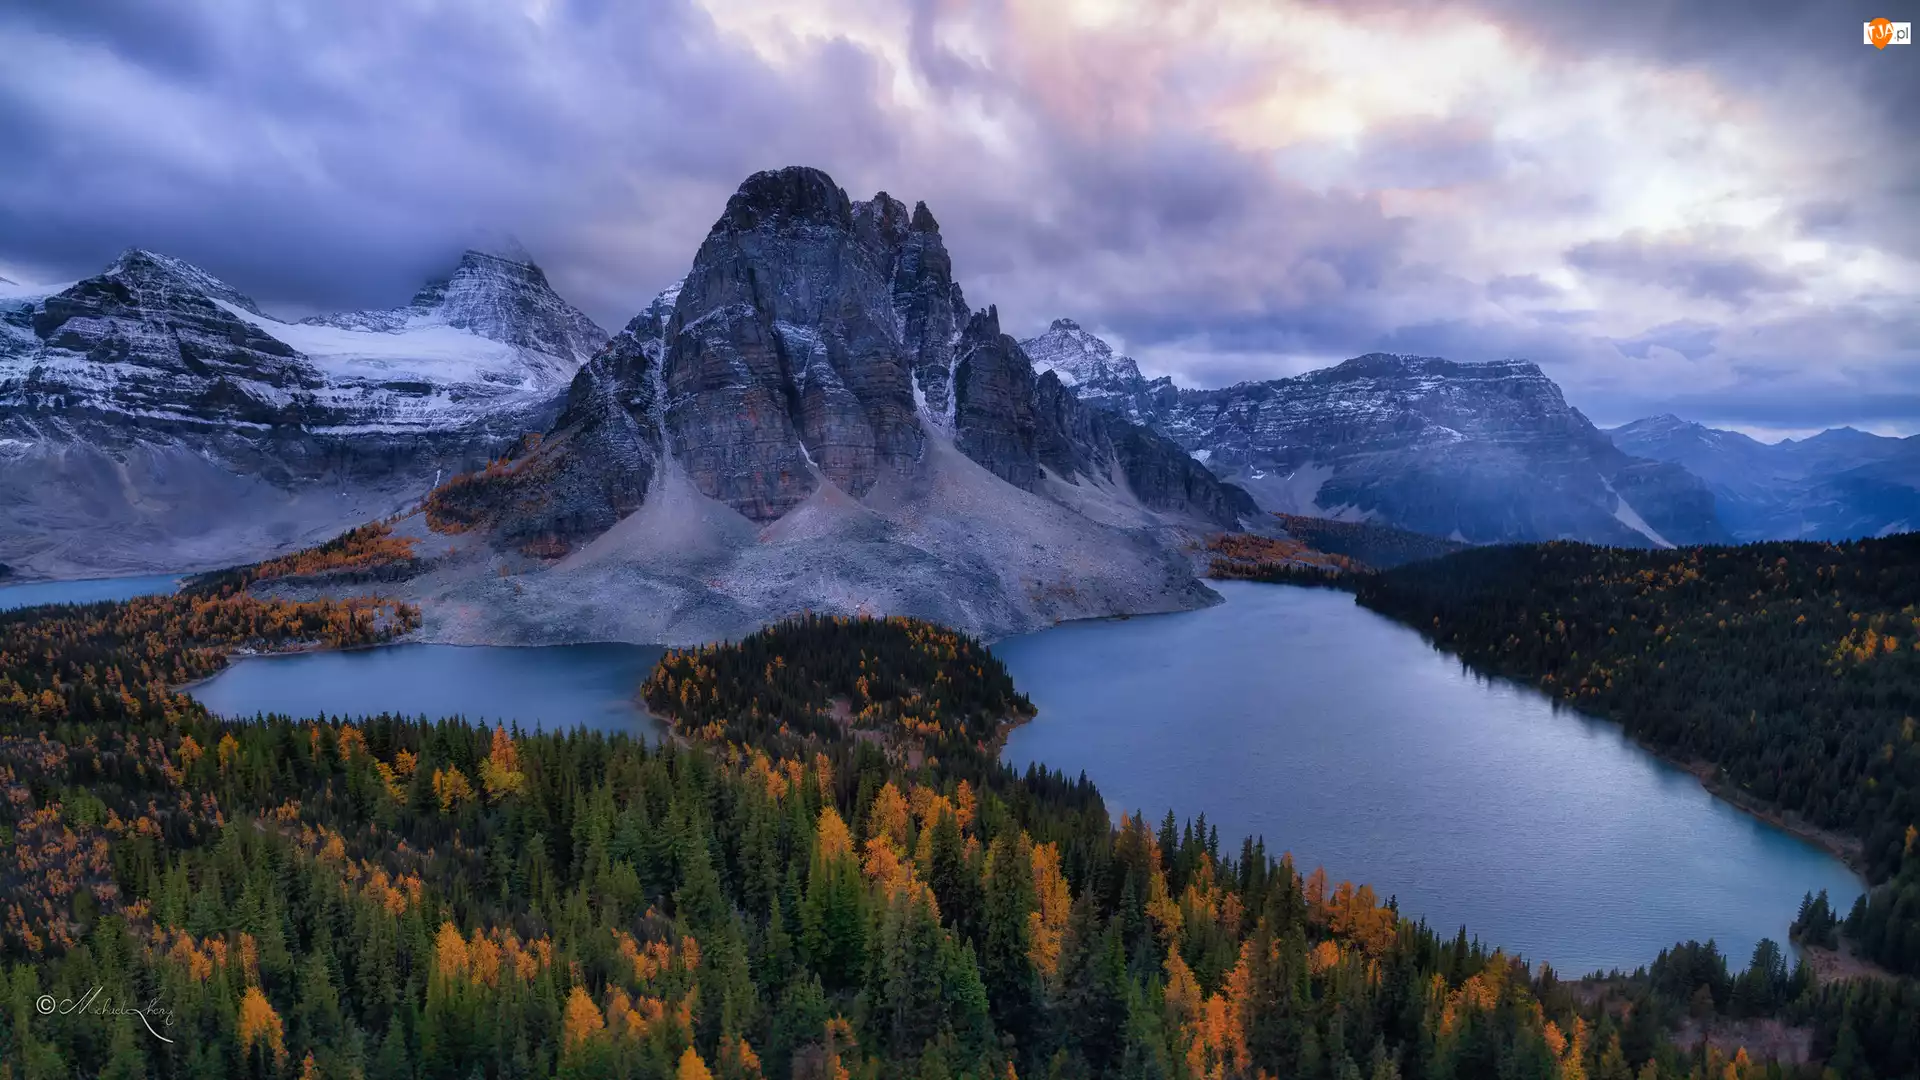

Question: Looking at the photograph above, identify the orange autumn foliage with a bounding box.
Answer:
[816,806,854,863]
[237,985,287,1068]
[432,766,475,813]
[1027,841,1072,979]
[563,985,607,1052]
[867,782,911,849]
[480,725,527,800]
[678,1046,715,1080]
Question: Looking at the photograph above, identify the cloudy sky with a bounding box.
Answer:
[2,0,1915,437]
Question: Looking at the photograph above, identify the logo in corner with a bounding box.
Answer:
[1864,18,1911,47]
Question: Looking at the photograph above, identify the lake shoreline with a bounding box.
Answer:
[1677,756,1869,878]
[1329,582,1875,881]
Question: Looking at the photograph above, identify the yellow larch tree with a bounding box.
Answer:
[236,985,286,1069]
[433,766,476,813]
[1027,841,1072,979]
[678,1046,715,1080]
[867,781,911,850]
[563,985,606,1053]
[816,805,854,863]
[480,725,527,800]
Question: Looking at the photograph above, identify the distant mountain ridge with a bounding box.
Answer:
[0,245,607,578]
[1608,414,1920,540]
[1017,324,1728,547]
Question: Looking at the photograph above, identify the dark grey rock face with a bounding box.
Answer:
[5,249,324,429]
[487,167,1253,542]
[1610,415,1920,540]
[1031,369,1253,527]
[1019,325,1728,546]
[662,167,926,521]
[1105,415,1260,526]
[856,195,970,421]
[429,297,668,549]
[953,306,1041,491]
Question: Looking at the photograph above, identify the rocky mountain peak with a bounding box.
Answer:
[104,248,268,317]
[4,248,321,431]
[1020,317,1145,389]
[664,166,929,521]
[716,166,854,235]
[299,246,607,368]
[854,192,911,237]
[412,249,607,363]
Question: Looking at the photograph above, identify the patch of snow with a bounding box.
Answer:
[654,278,684,311]
[214,299,555,391]
[1190,448,1212,463]
[1602,478,1675,548]
[794,438,821,476]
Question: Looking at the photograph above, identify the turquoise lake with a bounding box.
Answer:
[178,578,1862,974]
[0,573,181,611]
[995,581,1862,975]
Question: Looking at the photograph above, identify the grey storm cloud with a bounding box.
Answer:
[1614,321,1722,362]
[1565,236,1803,307]
[0,0,1914,434]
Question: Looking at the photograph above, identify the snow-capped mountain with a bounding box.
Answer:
[0,246,607,578]
[1021,324,1727,547]
[1022,318,1144,389]
[300,248,605,386]
[1609,415,1920,540]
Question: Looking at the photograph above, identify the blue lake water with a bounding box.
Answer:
[180,578,1860,974]
[995,580,1863,975]
[0,573,182,611]
[191,642,666,736]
